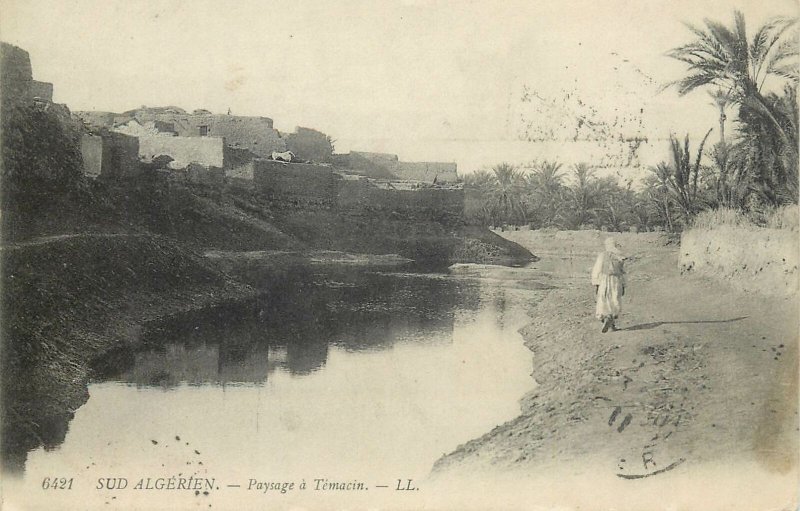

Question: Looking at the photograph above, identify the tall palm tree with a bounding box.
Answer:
[668,12,797,95]
[731,84,799,204]
[667,11,798,146]
[708,88,732,144]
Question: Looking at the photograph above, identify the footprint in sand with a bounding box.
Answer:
[608,406,622,426]
[608,407,633,432]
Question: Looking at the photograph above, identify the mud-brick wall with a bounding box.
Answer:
[30,80,53,101]
[200,115,285,158]
[394,161,458,183]
[74,111,117,128]
[138,113,286,159]
[253,161,339,206]
[284,127,333,163]
[337,180,465,224]
[105,132,141,178]
[80,135,104,178]
[80,132,141,178]
[251,161,465,221]
[680,227,799,295]
[335,152,399,179]
[0,42,33,104]
[187,164,224,187]
[0,44,55,104]
[138,136,225,169]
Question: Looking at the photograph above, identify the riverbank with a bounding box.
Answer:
[0,222,531,472]
[0,233,257,470]
[432,230,798,510]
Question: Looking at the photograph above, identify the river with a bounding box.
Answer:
[5,265,546,510]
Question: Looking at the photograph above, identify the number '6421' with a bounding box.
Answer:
[42,477,73,490]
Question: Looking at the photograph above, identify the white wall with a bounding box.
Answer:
[138,135,225,168]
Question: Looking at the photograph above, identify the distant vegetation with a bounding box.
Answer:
[464,160,657,231]
[466,11,798,233]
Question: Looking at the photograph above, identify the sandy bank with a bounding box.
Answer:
[433,230,798,510]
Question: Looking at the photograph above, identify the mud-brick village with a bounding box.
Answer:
[1,3,799,509]
[3,41,462,208]
[0,39,531,473]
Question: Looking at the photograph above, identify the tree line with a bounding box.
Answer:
[465,11,798,232]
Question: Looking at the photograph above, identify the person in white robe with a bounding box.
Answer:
[591,237,626,333]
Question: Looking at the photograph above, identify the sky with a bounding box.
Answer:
[2,0,798,173]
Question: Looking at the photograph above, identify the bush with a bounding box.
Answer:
[1,103,85,199]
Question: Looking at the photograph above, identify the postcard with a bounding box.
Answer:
[1,1,797,509]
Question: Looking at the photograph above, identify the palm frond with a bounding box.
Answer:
[703,18,741,59]
[754,18,798,86]
[751,16,796,62]
[768,63,799,81]
[670,11,796,103]
[705,15,750,80]
[764,34,800,85]
[671,73,718,95]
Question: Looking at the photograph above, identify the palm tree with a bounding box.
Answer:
[526,160,564,227]
[594,176,638,232]
[565,163,598,229]
[488,163,527,227]
[730,84,799,205]
[668,129,713,222]
[667,11,798,147]
[708,88,732,144]
[630,195,653,232]
[645,163,677,232]
[463,169,496,191]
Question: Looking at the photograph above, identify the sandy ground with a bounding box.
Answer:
[432,230,799,511]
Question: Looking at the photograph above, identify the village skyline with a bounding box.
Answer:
[2,0,798,174]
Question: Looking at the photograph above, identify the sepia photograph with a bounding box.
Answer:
[1,1,798,509]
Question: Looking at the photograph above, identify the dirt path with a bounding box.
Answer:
[432,230,798,510]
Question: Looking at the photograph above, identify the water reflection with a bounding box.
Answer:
[4,263,545,511]
[92,270,474,388]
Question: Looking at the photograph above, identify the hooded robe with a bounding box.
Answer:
[591,237,626,320]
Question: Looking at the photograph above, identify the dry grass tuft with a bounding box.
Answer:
[692,206,798,231]
[692,208,751,230]
[765,205,799,231]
